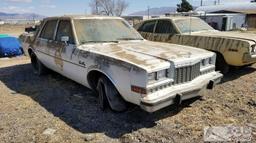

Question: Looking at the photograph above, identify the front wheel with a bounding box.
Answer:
[215,53,229,74]
[96,76,127,112]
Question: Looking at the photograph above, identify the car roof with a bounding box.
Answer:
[43,15,123,21]
[144,16,199,21]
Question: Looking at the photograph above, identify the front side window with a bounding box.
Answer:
[155,20,177,34]
[40,20,58,40]
[74,19,143,44]
[138,20,156,33]
[56,20,75,44]
[174,18,214,34]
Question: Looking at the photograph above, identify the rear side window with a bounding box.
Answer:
[155,20,177,34]
[138,20,156,33]
[56,20,75,44]
[40,20,58,40]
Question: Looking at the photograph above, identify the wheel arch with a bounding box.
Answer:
[28,48,34,57]
[87,69,119,92]
[209,50,227,63]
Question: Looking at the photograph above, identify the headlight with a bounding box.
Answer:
[148,70,167,81]
[209,57,213,64]
[156,70,167,80]
[251,44,256,54]
[201,57,214,67]
[201,59,206,66]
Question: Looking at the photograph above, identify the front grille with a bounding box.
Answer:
[174,63,200,85]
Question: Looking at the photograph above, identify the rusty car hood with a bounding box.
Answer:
[79,40,211,72]
[190,31,256,43]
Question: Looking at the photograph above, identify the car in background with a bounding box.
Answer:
[135,17,256,73]
[19,25,40,56]
[0,34,23,57]
[19,33,35,56]
[21,15,222,112]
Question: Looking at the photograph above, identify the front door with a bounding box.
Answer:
[54,20,87,85]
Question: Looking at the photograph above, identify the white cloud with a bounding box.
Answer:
[40,4,56,9]
[4,0,32,3]
[0,5,34,13]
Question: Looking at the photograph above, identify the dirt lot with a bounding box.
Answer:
[0,24,26,37]
[0,56,255,143]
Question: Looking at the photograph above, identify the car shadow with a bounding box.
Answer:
[221,66,256,83]
[0,63,202,138]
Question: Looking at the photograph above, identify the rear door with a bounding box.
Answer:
[35,19,58,71]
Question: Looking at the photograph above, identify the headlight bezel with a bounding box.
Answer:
[148,72,156,81]
[148,69,168,82]
[200,56,215,68]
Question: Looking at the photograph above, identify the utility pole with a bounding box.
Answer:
[96,0,99,15]
[147,6,150,19]
[200,0,203,6]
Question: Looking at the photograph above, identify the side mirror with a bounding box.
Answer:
[61,36,69,44]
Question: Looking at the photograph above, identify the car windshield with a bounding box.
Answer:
[74,19,143,44]
[174,18,214,34]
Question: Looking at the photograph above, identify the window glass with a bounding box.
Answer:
[155,20,177,34]
[56,20,75,44]
[40,20,57,40]
[74,19,143,44]
[138,21,156,33]
[174,18,214,33]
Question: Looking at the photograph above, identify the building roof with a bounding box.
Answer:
[195,3,256,14]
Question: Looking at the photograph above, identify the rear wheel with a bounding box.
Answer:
[96,76,127,112]
[215,53,229,74]
[30,52,48,75]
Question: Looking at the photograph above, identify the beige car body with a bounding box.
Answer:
[136,17,256,67]
[20,15,222,112]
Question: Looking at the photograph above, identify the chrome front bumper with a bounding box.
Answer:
[140,72,223,112]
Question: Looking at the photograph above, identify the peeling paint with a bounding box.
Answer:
[139,31,253,66]
[137,17,256,66]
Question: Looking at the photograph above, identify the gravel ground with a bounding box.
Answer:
[0,56,255,143]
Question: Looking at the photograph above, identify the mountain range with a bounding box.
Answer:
[0,12,45,20]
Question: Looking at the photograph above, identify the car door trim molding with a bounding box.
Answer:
[37,50,86,68]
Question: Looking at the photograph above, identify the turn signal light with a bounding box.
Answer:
[131,85,147,94]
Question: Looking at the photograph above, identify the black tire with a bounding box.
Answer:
[243,64,253,68]
[30,52,48,75]
[96,80,108,110]
[96,76,127,112]
[215,53,229,74]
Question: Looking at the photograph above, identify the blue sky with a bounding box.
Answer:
[0,0,252,16]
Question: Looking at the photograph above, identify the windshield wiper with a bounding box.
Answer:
[117,38,143,41]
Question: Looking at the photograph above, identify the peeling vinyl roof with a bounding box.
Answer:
[195,3,256,14]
